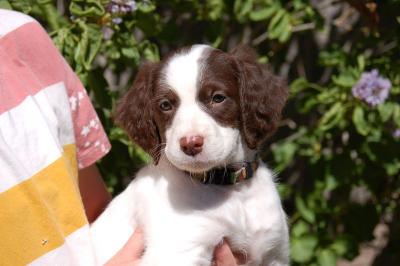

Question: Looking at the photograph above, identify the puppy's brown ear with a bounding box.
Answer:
[230,46,288,149]
[114,62,161,164]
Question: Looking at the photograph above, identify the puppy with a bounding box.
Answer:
[90,45,289,266]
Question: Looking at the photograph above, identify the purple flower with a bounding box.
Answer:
[110,4,119,14]
[393,128,400,138]
[352,69,391,107]
[102,27,114,40]
[126,1,137,11]
[107,0,137,14]
[112,17,123,24]
[106,0,137,25]
[120,6,129,13]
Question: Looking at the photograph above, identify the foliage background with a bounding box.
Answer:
[2,0,399,265]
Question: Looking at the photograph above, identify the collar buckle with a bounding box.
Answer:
[188,161,258,186]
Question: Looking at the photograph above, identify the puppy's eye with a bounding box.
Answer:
[212,93,226,104]
[159,99,173,111]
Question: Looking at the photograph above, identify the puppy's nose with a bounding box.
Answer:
[179,135,204,156]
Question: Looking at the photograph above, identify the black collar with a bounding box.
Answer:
[186,161,258,185]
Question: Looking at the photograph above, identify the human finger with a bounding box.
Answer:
[105,228,145,266]
[213,241,237,266]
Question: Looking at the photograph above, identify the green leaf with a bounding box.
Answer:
[330,237,351,256]
[137,1,156,13]
[121,47,140,60]
[292,220,309,237]
[37,0,67,30]
[129,144,151,164]
[88,68,111,108]
[204,0,225,21]
[109,127,129,143]
[357,55,365,71]
[295,195,315,223]
[268,9,287,40]
[383,159,400,176]
[377,102,394,122]
[319,102,345,131]
[293,0,306,10]
[324,173,338,191]
[352,106,369,136]
[391,85,400,95]
[234,0,253,22]
[140,41,160,62]
[86,24,102,66]
[319,50,346,67]
[9,0,32,13]
[291,234,318,263]
[74,23,102,72]
[332,72,356,87]
[258,56,268,64]
[69,0,105,17]
[278,22,292,43]
[249,4,278,21]
[317,249,337,266]
[277,183,292,199]
[268,9,285,31]
[0,0,12,9]
[300,97,319,113]
[272,142,297,171]
[393,105,400,128]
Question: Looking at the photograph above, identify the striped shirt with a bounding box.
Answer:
[0,9,111,265]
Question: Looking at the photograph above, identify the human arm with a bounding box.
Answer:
[79,164,111,223]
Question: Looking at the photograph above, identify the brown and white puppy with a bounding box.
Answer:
[91,45,289,266]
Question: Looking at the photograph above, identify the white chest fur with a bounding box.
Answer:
[90,158,289,266]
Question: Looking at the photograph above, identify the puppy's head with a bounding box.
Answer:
[115,45,288,173]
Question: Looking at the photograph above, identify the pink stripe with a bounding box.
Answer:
[0,21,111,167]
[0,22,72,114]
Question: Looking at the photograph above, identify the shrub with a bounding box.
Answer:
[3,0,399,264]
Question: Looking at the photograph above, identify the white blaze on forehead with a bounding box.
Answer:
[162,45,249,172]
[164,45,210,104]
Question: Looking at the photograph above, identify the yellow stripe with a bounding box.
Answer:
[0,144,88,266]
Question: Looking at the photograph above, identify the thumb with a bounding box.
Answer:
[213,241,237,266]
[105,228,145,266]
[123,228,145,258]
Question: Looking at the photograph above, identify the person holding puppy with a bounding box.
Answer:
[0,9,236,266]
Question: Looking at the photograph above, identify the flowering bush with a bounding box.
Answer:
[3,0,399,265]
[106,0,137,24]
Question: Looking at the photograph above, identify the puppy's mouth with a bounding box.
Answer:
[164,145,232,173]
[164,151,223,173]
[169,159,220,173]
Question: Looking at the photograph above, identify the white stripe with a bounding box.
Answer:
[0,82,75,193]
[165,45,208,105]
[38,82,75,146]
[0,9,35,38]
[28,225,97,266]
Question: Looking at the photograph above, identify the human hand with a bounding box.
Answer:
[105,228,145,266]
[105,231,242,266]
[214,239,246,266]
